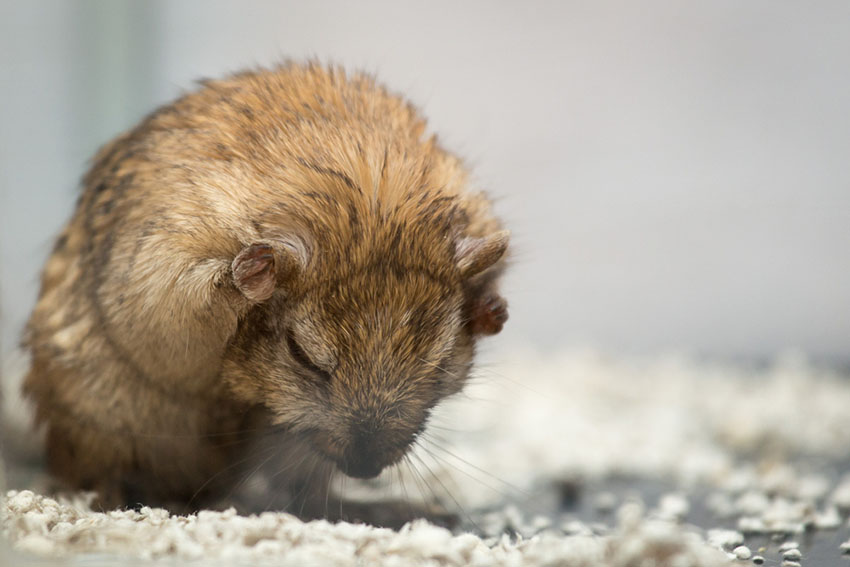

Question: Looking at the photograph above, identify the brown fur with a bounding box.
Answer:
[22,62,509,523]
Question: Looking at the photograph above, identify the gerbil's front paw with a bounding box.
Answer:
[233,243,276,302]
[469,293,508,335]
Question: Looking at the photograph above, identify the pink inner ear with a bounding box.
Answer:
[469,293,508,336]
[232,243,276,302]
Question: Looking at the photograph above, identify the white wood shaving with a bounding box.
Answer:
[1,490,730,566]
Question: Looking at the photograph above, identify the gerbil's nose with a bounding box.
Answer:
[339,417,408,479]
[342,446,384,479]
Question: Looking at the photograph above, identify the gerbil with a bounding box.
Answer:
[22,62,509,524]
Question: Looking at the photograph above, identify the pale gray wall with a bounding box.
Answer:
[2,1,849,361]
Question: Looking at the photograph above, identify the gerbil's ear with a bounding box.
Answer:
[455,230,509,278]
[232,241,304,302]
[468,293,508,336]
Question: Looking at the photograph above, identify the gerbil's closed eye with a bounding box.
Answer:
[286,330,332,381]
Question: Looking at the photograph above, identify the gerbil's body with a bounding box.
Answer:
[23,63,509,520]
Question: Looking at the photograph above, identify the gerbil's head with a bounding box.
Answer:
[222,228,508,479]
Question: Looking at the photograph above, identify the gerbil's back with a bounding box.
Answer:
[92,63,499,266]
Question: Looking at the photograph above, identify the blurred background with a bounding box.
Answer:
[1,0,849,364]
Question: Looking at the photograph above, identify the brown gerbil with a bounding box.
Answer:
[22,62,509,525]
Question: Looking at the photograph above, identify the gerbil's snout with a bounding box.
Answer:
[341,421,404,479]
[326,412,422,480]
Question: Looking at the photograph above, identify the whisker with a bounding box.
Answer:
[412,450,482,533]
[407,452,446,509]
[421,422,466,434]
[117,421,289,442]
[262,449,319,513]
[274,454,318,515]
[339,473,345,521]
[297,456,321,518]
[395,464,415,519]
[186,442,278,509]
[403,455,431,507]
[420,436,530,497]
[469,365,548,398]
[266,448,314,483]
[223,443,282,505]
[417,444,514,500]
[324,462,332,520]
[417,356,462,380]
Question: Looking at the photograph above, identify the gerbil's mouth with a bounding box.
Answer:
[320,445,412,480]
[336,459,386,480]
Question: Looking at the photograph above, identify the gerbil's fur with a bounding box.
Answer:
[23,62,509,524]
